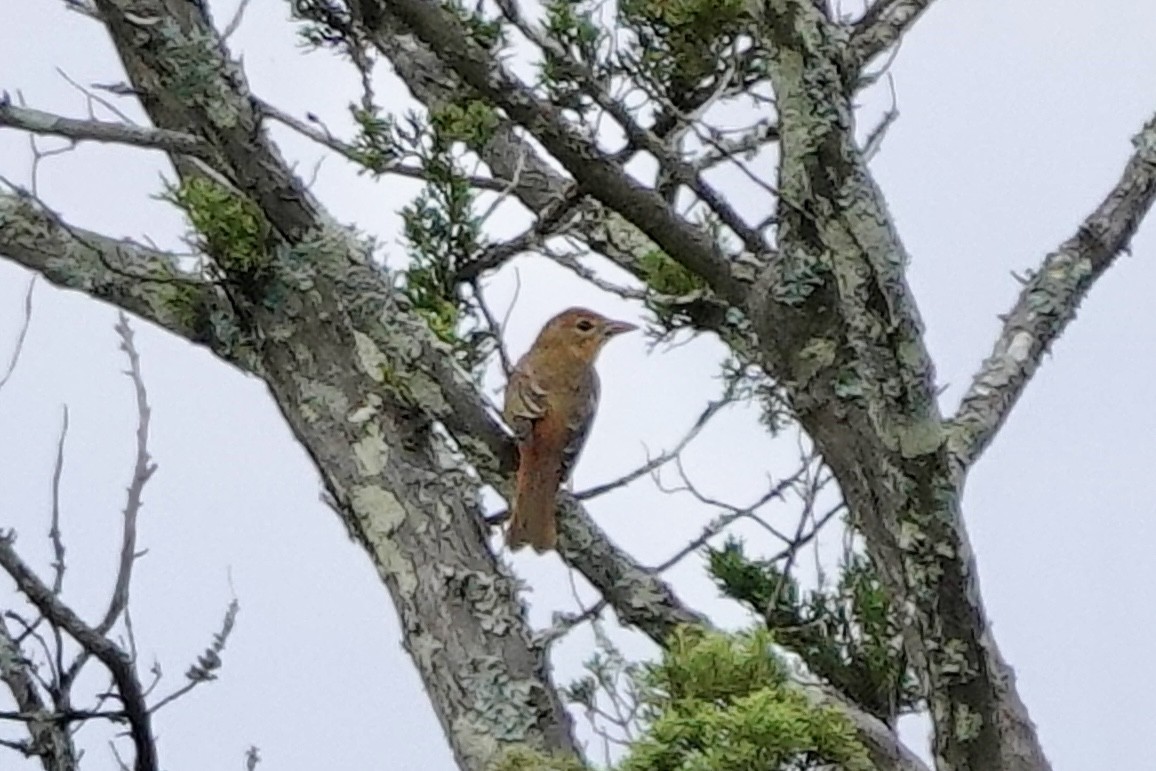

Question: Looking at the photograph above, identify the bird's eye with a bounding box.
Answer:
[575,319,594,332]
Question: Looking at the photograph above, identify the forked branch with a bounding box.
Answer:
[949,114,1156,475]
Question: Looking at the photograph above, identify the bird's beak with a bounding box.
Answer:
[602,319,638,337]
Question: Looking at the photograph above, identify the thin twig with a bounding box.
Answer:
[0,277,34,394]
[0,97,205,158]
[148,597,239,714]
[574,396,732,500]
[255,98,506,191]
[651,468,807,573]
[220,0,252,41]
[862,74,899,162]
[48,405,69,596]
[474,149,525,226]
[0,534,158,771]
[97,314,155,637]
[471,280,513,376]
[453,187,586,283]
[55,69,136,124]
[62,315,156,692]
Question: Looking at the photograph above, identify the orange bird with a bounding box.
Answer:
[503,307,638,552]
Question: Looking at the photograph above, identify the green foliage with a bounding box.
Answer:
[618,0,752,108]
[540,0,608,115]
[348,106,401,174]
[637,248,715,330]
[708,539,920,723]
[638,249,706,296]
[443,0,505,51]
[562,621,646,752]
[550,625,870,770]
[620,627,872,771]
[166,178,273,286]
[398,119,494,378]
[490,746,588,771]
[161,280,216,344]
[290,1,361,60]
[431,100,502,148]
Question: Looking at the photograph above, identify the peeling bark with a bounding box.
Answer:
[63,2,581,767]
[354,1,1147,768]
[4,2,1153,770]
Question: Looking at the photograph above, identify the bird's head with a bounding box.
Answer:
[534,307,638,363]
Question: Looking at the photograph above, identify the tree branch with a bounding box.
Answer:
[0,618,78,771]
[80,3,583,766]
[0,188,235,361]
[847,0,939,75]
[807,685,931,771]
[369,0,755,303]
[749,4,1050,768]
[948,113,1156,474]
[0,277,34,394]
[254,98,510,192]
[61,315,156,691]
[352,4,766,369]
[0,535,157,771]
[0,95,207,157]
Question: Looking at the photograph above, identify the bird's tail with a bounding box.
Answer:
[507,444,561,553]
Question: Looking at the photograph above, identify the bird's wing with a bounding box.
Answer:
[558,368,599,483]
[503,360,548,443]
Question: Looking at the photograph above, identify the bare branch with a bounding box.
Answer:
[862,75,900,162]
[48,406,69,596]
[0,188,237,365]
[949,113,1156,475]
[534,600,607,651]
[0,535,157,771]
[148,597,239,714]
[453,187,585,283]
[56,69,134,125]
[58,315,154,695]
[0,277,35,394]
[220,0,252,41]
[0,96,207,157]
[651,468,807,574]
[0,617,78,770]
[692,120,781,172]
[847,0,939,75]
[97,315,155,636]
[0,708,123,723]
[542,249,649,303]
[575,396,732,501]
[62,0,101,21]
[3,611,57,684]
[470,281,514,377]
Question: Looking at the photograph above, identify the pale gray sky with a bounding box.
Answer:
[1,2,1154,770]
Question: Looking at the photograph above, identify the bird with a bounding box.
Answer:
[503,307,638,553]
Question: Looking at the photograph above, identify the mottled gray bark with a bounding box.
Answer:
[357,1,1156,769]
[17,1,580,768]
[0,619,78,771]
[3,1,1154,770]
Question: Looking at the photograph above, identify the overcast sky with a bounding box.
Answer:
[2,2,1154,770]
